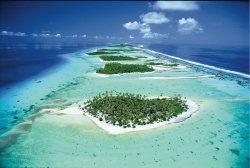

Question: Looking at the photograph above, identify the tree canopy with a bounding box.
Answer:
[99,56,138,61]
[96,63,154,74]
[81,92,188,128]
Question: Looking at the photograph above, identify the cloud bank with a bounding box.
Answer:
[1,31,27,36]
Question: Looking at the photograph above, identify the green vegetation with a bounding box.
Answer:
[111,44,134,47]
[99,56,138,61]
[86,50,119,55]
[145,62,179,67]
[164,63,179,67]
[96,63,154,74]
[137,56,148,58]
[81,92,188,128]
[86,46,140,55]
[98,49,139,52]
[146,62,164,65]
[144,59,160,62]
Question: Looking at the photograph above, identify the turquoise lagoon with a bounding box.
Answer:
[0,45,249,168]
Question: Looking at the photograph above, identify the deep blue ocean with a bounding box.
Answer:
[0,39,104,88]
[0,39,249,89]
[143,43,249,75]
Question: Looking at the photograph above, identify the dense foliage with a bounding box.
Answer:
[99,56,138,61]
[146,62,164,65]
[164,63,179,67]
[144,59,160,62]
[81,92,188,128]
[137,56,148,58]
[98,49,139,52]
[145,62,179,67]
[96,63,154,74]
[86,50,119,55]
[111,44,134,47]
[86,46,140,55]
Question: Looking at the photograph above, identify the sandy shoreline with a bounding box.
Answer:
[152,64,187,71]
[51,97,199,135]
[139,75,215,80]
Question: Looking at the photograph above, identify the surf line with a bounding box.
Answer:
[142,49,250,79]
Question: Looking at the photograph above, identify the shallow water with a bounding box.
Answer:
[0,45,249,167]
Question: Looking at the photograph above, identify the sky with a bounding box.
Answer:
[0,1,249,45]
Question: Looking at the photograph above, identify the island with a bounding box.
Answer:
[98,48,140,52]
[81,92,188,128]
[86,50,119,55]
[145,62,179,67]
[99,55,138,61]
[86,46,140,56]
[69,92,200,134]
[111,43,134,47]
[96,62,154,74]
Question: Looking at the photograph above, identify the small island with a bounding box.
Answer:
[81,92,188,128]
[145,62,179,67]
[99,56,138,61]
[96,63,154,74]
[98,48,140,52]
[86,50,119,55]
[110,43,135,47]
[86,47,140,56]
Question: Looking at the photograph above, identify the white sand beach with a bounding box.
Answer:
[51,98,199,135]
[139,75,215,80]
[152,65,187,71]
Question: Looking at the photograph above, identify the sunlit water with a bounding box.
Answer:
[0,44,249,167]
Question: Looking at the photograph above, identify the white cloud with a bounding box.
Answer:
[123,21,141,30]
[1,31,14,36]
[123,13,169,38]
[72,35,78,37]
[143,32,169,38]
[129,35,134,39]
[1,31,8,35]
[31,33,38,37]
[123,21,151,33]
[40,34,51,37]
[82,35,86,38]
[106,36,122,39]
[94,36,103,39]
[140,12,170,24]
[55,34,61,37]
[152,1,199,11]
[123,21,168,39]
[139,23,151,33]
[14,32,26,36]
[178,17,203,34]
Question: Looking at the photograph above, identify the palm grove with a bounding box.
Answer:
[81,92,188,128]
